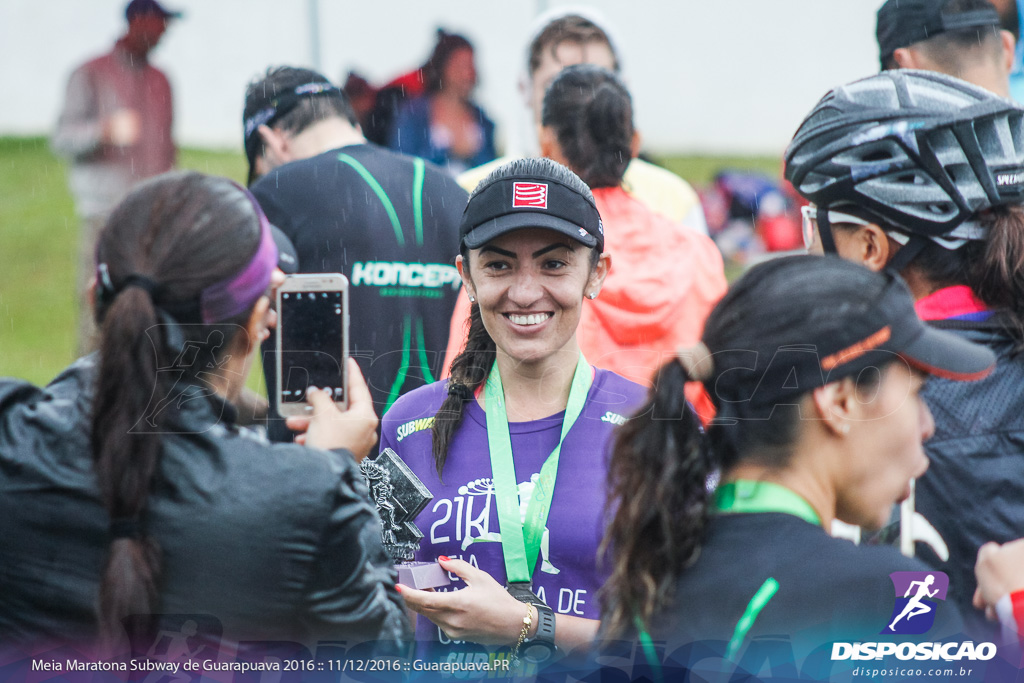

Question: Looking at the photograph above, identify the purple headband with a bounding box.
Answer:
[94,186,278,324]
[198,190,278,323]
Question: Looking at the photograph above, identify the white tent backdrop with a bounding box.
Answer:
[0,0,882,155]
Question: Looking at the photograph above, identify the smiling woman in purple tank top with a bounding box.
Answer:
[379,157,648,671]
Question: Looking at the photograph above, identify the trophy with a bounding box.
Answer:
[360,448,451,589]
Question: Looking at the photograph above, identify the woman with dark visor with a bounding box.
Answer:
[380,157,647,670]
[600,254,995,676]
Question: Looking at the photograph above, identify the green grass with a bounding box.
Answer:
[0,137,250,387]
[0,137,78,384]
[0,135,777,387]
[655,154,782,186]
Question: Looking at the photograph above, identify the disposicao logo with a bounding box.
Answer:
[884,571,947,635]
[831,570,997,664]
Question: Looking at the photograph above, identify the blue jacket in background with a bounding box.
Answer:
[387,95,496,175]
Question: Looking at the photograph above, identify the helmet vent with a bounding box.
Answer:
[863,149,895,162]
[784,70,1024,236]
[975,118,1006,159]
[848,139,906,165]
[800,171,834,195]
[857,169,959,223]
[947,163,971,181]
[1009,112,1024,154]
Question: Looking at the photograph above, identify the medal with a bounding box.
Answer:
[506,580,544,605]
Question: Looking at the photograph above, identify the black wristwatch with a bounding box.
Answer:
[520,602,558,665]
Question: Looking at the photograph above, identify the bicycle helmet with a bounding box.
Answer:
[784,70,1024,269]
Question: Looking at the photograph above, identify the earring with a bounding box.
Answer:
[839,423,850,435]
[587,292,597,299]
[468,296,476,303]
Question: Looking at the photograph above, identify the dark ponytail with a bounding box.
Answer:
[905,204,1024,350]
[90,171,265,648]
[92,286,163,646]
[541,64,633,188]
[432,297,495,480]
[600,360,710,639]
[972,205,1024,348]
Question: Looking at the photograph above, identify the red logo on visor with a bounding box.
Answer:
[513,182,548,209]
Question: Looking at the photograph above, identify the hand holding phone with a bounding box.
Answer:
[276,274,349,414]
[286,359,379,462]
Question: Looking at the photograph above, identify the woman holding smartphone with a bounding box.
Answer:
[379,158,647,667]
[0,172,405,652]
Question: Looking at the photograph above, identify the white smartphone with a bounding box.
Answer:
[275,274,350,416]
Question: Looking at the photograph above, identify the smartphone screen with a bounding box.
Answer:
[278,289,346,406]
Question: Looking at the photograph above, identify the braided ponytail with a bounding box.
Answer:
[431,302,495,479]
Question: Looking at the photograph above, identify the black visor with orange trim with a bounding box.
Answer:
[743,271,995,409]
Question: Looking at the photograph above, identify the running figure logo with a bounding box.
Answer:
[883,571,949,635]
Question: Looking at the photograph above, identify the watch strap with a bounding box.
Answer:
[529,602,556,644]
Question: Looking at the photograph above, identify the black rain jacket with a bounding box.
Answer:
[914,317,1024,638]
[0,356,409,650]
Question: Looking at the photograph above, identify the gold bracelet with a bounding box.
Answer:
[510,603,534,667]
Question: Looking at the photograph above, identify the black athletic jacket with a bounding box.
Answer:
[251,143,468,434]
[0,356,409,649]
[648,513,962,679]
[914,318,1024,638]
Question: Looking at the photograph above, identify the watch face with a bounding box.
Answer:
[520,639,558,666]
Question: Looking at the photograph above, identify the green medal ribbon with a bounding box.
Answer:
[713,480,822,527]
[714,480,810,659]
[484,354,592,583]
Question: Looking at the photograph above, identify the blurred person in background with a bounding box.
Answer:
[444,66,726,418]
[989,0,1024,100]
[387,29,497,175]
[53,0,181,357]
[340,71,379,135]
[876,0,1014,97]
[459,7,708,235]
[243,67,468,429]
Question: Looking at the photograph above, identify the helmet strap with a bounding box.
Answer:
[885,234,927,275]
[817,203,838,255]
